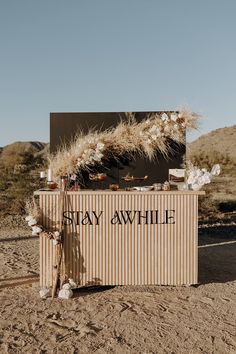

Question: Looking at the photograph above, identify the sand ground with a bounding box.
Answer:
[0,221,236,354]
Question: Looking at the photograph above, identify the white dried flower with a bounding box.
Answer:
[62,283,72,290]
[211,164,220,176]
[161,113,169,122]
[68,278,77,289]
[58,289,73,299]
[94,153,103,161]
[187,176,195,185]
[96,142,105,150]
[149,125,157,133]
[149,125,161,138]
[170,114,178,121]
[54,231,60,238]
[187,163,220,190]
[25,215,32,221]
[70,174,77,181]
[53,239,59,246]
[198,176,206,186]
[58,284,73,299]
[203,172,211,184]
[191,183,202,191]
[28,218,37,226]
[32,226,42,234]
[39,287,50,299]
[196,169,203,177]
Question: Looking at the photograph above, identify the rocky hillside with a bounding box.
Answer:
[0,141,49,169]
[188,125,236,163]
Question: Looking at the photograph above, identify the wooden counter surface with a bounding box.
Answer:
[35,189,205,195]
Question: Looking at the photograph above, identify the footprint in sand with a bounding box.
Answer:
[199,297,214,305]
[220,297,231,302]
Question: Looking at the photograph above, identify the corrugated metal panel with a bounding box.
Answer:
[37,191,204,288]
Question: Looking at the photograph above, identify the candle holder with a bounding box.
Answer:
[39,171,47,189]
[109,184,119,191]
[47,181,58,190]
[89,173,107,190]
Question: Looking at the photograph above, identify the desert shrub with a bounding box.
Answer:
[198,191,222,220]
[0,144,28,169]
[0,147,47,215]
[188,150,234,169]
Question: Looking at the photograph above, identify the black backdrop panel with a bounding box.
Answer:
[50,112,185,188]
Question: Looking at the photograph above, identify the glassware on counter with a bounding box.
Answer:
[109,184,119,191]
[89,173,107,189]
[153,183,162,191]
[47,181,58,190]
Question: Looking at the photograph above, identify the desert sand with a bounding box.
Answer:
[0,218,236,354]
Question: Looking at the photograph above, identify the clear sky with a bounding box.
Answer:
[0,0,236,146]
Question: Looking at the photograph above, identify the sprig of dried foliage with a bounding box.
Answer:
[25,197,41,222]
[50,107,199,182]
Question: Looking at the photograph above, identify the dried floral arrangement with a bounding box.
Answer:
[25,194,78,299]
[50,107,199,184]
[25,197,61,243]
[186,163,220,191]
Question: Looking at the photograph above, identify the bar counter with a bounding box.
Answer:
[35,190,205,288]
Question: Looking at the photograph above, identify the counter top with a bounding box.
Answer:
[34,189,205,195]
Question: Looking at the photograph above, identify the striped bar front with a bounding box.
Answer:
[37,190,203,288]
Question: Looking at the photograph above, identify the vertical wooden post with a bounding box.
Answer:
[51,190,65,299]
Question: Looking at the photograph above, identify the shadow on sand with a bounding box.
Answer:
[72,285,115,298]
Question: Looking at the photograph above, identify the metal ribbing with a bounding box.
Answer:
[37,191,201,287]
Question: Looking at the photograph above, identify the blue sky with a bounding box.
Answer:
[0,0,236,146]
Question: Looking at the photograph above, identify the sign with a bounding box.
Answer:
[63,209,175,226]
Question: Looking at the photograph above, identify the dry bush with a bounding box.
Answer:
[198,191,222,221]
[188,150,234,169]
[0,144,47,216]
[189,150,236,221]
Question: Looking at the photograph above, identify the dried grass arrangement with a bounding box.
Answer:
[50,108,199,183]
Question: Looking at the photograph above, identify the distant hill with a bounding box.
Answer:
[188,125,236,162]
[187,125,236,214]
[0,141,49,168]
[1,141,48,154]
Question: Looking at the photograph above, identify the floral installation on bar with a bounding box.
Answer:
[25,196,78,299]
[25,197,62,244]
[186,163,221,191]
[50,107,200,183]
